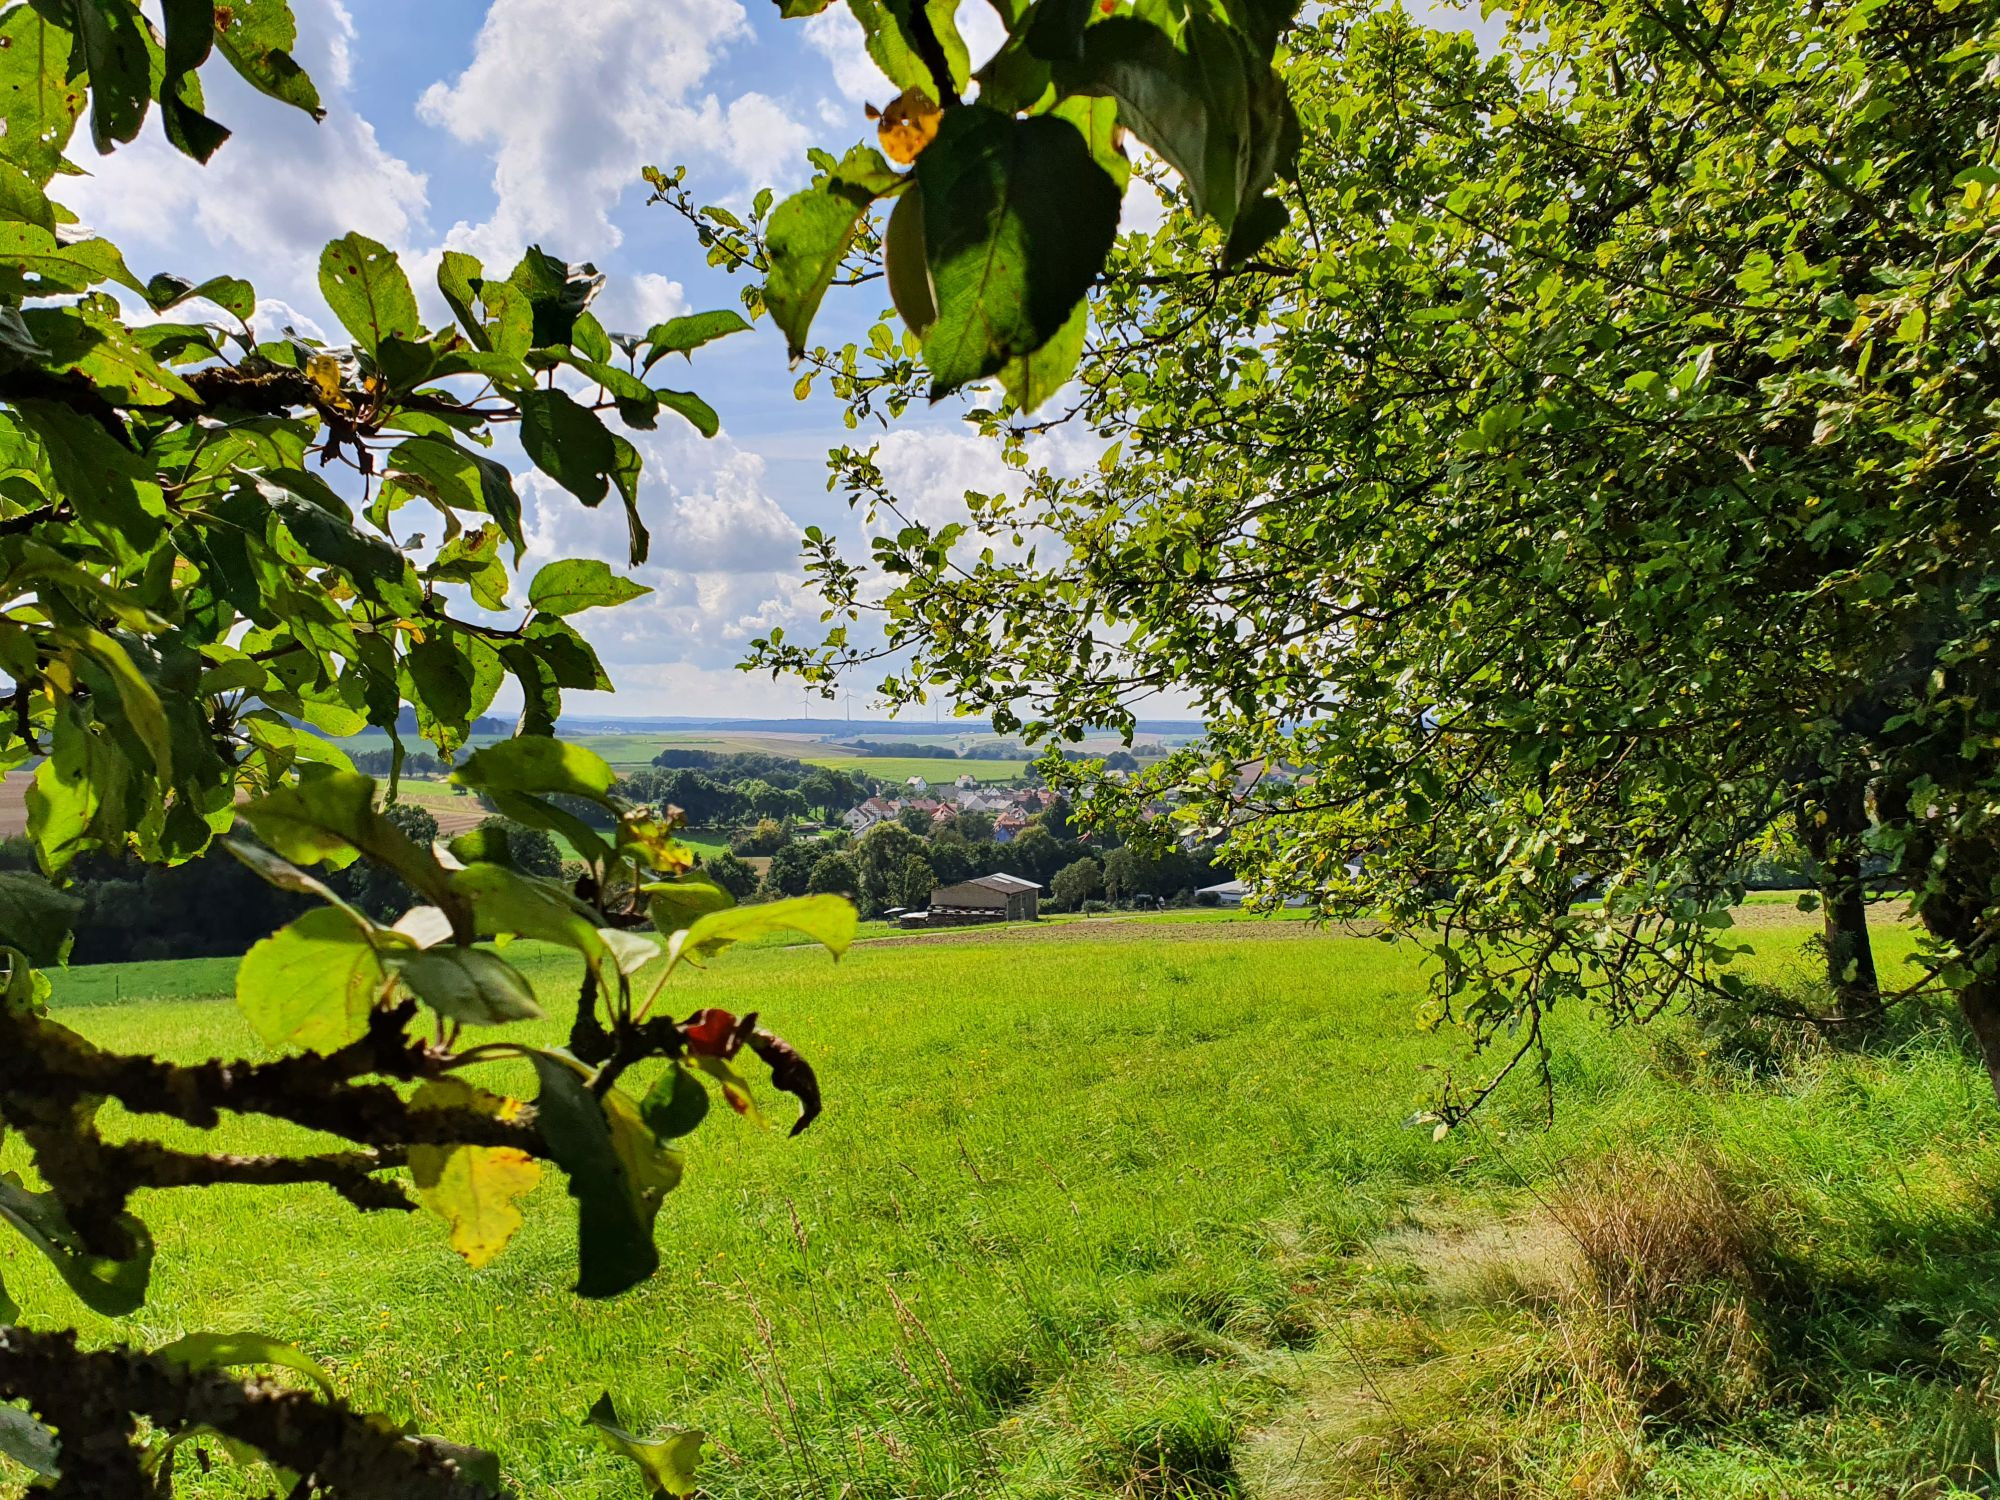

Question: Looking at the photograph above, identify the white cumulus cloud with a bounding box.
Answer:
[57,0,428,298]
[418,0,815,264]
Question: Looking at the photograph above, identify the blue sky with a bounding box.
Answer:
[62,0,1490,722]
[59,0,1045,718]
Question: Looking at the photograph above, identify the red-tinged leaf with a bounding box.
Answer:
[746,1026,823,1137]
[681,1007,753,1058]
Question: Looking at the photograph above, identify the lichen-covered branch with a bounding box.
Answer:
[0,1327,504,1499]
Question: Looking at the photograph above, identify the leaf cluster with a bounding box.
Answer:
[653,0,1303,411]
[741,0,2000,1108]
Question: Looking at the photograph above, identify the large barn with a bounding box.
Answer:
[928,872,1041,922]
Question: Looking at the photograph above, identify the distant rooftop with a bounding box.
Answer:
[969,873,1040,892]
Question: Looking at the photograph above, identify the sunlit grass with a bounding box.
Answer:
[10,914,1993,1499]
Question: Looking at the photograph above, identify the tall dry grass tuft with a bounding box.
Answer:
[1547,1150,1772,1425]
[1255,1150,1785,1500]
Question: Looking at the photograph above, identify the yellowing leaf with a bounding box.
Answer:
[306,352,342,403]
[408,1079,542,1268]
[872,86,941,166]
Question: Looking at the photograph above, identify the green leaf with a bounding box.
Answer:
[0,5,86,184]
[408,1079,542,1269]
[318,232,422,354]
[639,310,751,371]
[998,296,1085,411]
[610,431,649,566]
[159,0,227,161]
[505,246,603,350]
[0,871,79,965]
[480,789,615,869]
[1056,12,1296,260]
[572,309,613,364]
[0,159,55,230]
[501,640,562,738]
[0,226,140,299]
[383,436,525,554]
[214,0,323,118]
[0,1169,153,1316]
[70,0,154,153]
[479,279,534,361]
[765,145,903,359]
[917,106,1119,397]
[67,627,170,776]
[519,387,617,505]
[654,387,720,438]
[399,946,543,1027]
[236,906,388,1053]
[14,398,165,549]
[1052,91,1130,192]
[453,737,618,802]
[451,863,612,983]
[254,472,411,596]
[559,352,660,427]
[238,771,459,913]
[600,926,662,976]
[155,1331,337,1398]
[527,558,650,617]
[23,301,198,403]
[526,615,612,691]
[644,875,735,935]
[160,0,216,85]
[427,525,508,610]
[144,272,256,320]
[26,699,130,875]
[640,1063,710,1141]
[529,1054,660,1297]
[586,1393,704,1497]
[850,0,971,99]
[669,894,858,964]
[0,1404,57,1478]
[436,249,490,350]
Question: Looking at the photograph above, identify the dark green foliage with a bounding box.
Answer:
[762,839,822,898]
[751,0,2000,1112]
[898,854,936,909]
[704,851,761,900]
[1051,856,1103,912]
[807,851,862,898]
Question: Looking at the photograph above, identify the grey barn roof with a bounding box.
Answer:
[967,873,1040,892]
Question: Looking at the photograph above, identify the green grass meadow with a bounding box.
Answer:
[790,754,1028,783]
[11,913,2000,1498]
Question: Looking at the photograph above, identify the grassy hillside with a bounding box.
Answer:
[9,913,1995,1498]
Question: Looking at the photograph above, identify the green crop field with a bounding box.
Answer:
[319,727,1034,786]
[800,754,1028,783]
[12,911,1997,1499]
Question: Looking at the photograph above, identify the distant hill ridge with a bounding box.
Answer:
[553,716,1206,737]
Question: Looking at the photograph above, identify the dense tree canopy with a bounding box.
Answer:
[0,0,1306,1489]
[751,0,2000,1109]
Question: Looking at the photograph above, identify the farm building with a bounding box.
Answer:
[1199,880,1251,907]
[928,872,1041,922]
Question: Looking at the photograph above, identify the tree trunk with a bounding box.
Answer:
[1955,975,2000,1107]
[1902,826,2000,1108]
[1798,773,1879,1016]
